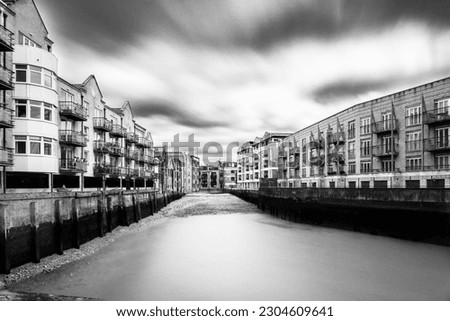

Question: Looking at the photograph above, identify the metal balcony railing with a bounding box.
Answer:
[372,119,398,134]
[372,144,399,157]
[125,132,138,143]
[327,132,345,144]
[423,108,450,125]
[425,138,450,152]
[0,146,13,166]
[59,130,87,147]
[309,139,325,149]
[94,163,113,175]
[60,158,87,172]
[110,124,127,137]
[423,164,450,171]
[348,149,356,160]
[0,25,13,51]
[93,117,112,132]
[59,101,88,121]
[93,140,112,153]
[405,140,422,152]
[0,104,13,128]
[327,151,345,163]
[0,65,13,90]
[109,144,125,157]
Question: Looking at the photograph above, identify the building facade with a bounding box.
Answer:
[278,77,450,189]
[220,161,237,189]
[4,0,158,192]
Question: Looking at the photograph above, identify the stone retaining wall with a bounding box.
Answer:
[0,190,184,274]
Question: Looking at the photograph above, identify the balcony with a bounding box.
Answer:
[372,120,398,135]
[94,163,113,176]
[425,138,450,152]
[135,136,149,147]
[0,104,13,128]
[125,132,138,144]
[423,164,450,171]
[309,139,324,149]
[327,165,345,175]
[289,160,300,168]
[327,151,345,164]
[128,168,140,177]
[110,124,127,138]
[0,65,13,90]
[109,167,122,177]
[125,149,139,160]
[327,132,345,145]
[372,144,399,158]
[137,152,146,163]
[93,140,112,154]
[348,149,356,160]
[60,158,87,173]
[109,144,125,157]
[0,146,13,166]
[309,155,325,166]
[93,117,112,132]
[423,108,450,125]
[290,146,301,154]
[59,101,88,121]
[0,25,13,51]
[59,130,87,147]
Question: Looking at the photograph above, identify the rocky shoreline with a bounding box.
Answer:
[0,193,255,293]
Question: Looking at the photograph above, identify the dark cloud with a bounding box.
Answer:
[132,100,230,129]
[311,79,391,104]
[38,0,450,54]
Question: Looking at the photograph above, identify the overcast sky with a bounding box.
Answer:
[37,0,450,160]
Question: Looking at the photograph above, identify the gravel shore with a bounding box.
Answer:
[0,193,257,291]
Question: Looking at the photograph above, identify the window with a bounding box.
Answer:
[44,138,52,155]
[381,136,394,154]
[15,135,26,154]
[15,64,27,82]
[18,33,41,48]
[348,120,355,139]
[348,141,355,159]
[381,160,395,172]
[29,136,41,154]
[436,98,450,114]
[44,69,52,87]
[44,103,52,121]
[435,155,450,170]
[360,140,371,157]
[349,162,356,174]
[435,127,450,149]
[406,106,422,126]
[30,100,41,119]
[381,113,393,131]
[361,161,371,173]
[361,118,371,135]
[406,158,421,171]
[406,131,422,151]
[15,99,27,117]
[30,66,42,84]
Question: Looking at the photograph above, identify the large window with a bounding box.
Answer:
[14,100,55,122]
[14,136,54,156]
[406,131,422,152]
[406,106,422,126]
[406,158,422,171]
[348,120,355,139]
[14,64,55,89]
[18,32,41,48]
[360,118,371,135]
[381,160,395,172]
[360,161,371,173]
[435,155,450,169]
[360,140,371,157]
[14,135,26,154]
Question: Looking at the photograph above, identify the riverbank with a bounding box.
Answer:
[0,193,258,290]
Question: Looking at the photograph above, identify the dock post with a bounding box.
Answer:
[54,200,63,255]
[0,204,10,274]
[30,202,40,263]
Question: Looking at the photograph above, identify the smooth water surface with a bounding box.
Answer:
[10,194,450,300]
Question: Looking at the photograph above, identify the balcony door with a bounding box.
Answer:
[436,127,450,149]
[61,147,73,160]
[382,136,393,154]
[382,113,392,131]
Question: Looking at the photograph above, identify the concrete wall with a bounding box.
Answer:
[229,188,450,246]
[0,190,184,274]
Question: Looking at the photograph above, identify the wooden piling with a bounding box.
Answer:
[71,199,80,249]
[0,204,10,274]
[54,200,63,255]
[97,199,104,237]
[30,202,40,263]
[106,196,112,233]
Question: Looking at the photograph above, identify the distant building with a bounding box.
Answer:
[199,165,220,190]
[237,132,291,189]
[220,161,237,189]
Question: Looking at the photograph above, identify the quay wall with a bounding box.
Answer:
[0,190,184,274]
[228,188,450,246]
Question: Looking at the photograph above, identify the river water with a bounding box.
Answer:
[9,193,450,300]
